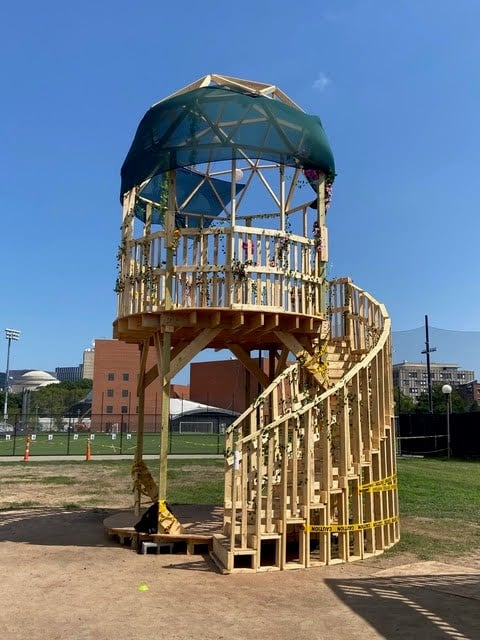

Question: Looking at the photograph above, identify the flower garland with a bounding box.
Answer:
[303,168,335,210]
[276,233,290,271]
[170,228,181,252]
[232,258,254,282]
[312,221,322,254]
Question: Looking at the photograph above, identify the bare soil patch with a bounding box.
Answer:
[1,461,480,640]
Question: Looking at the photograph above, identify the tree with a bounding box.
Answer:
[468,401,480,413]
[415,383,467,414]
[0,390,22,423]
[393,387,416,414]
[8,380,93,429]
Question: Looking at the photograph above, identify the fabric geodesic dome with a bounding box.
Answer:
[121,85,335,208]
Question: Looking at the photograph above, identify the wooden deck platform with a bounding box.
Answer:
[104,504,224,555]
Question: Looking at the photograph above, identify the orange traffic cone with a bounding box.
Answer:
[85,438,92,461]
[23,435,30,461]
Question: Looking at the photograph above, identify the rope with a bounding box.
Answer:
[131,460,158,501]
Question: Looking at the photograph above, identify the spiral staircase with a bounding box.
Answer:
[210,277,399,572]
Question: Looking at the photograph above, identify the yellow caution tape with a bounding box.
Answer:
[304,515,399,533]
[359,474,397,492]
[360,482,397,493]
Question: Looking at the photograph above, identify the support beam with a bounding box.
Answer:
[143,364,159,389]
[274,330,312,359]
[156,170,177,526]
[274,330,328,389]
[274,347,290,377]
[168,327,223,383]
[229,344,270,388]
[133,339,150,515]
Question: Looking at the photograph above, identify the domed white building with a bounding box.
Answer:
[11,370,60,393]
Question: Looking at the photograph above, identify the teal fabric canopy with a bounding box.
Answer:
[120,85,335,199]
[134,167,245,227]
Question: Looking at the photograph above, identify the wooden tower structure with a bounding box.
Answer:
[113,74,399,571]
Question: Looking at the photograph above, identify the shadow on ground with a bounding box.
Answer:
[0,507,219,572]
[326,573,480,639]
[0,508,118,547]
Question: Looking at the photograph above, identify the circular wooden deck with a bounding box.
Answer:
[104,504,224,555]
[113,307,326,352]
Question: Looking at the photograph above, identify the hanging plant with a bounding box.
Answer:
[231,259,257,297]
[114,240,129,294]
[276,233,290,271]
[232,258,253,283]
[170,228,181,252]
[303,168,336,210]
[114,275,125,294]
[160,173,169,213]
[312,221,322,254]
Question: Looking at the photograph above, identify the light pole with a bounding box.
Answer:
[442,384,452,459]
[421,315,437,414]
[3,328,20,425]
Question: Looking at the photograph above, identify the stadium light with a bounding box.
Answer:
[3,328,21,425]
[442,384,452,459]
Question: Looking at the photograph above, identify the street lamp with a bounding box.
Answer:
[442,384,452,459]
[3,328,21,425]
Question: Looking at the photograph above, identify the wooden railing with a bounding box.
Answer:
[116,225,327,317]
[221,278,397,566]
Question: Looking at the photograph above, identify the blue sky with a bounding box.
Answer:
[1,0,479,379]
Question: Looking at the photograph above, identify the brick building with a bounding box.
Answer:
[456,380,480,406]
[91,340,238,432]
[190,358,264,413]
[91,339,163,432]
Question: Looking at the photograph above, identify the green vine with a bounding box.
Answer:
[232,258,253,282]
[231,258,257,297]
[114,240,128,294]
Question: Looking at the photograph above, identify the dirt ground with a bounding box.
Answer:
[1,507,479,640]
[1,460,480,640]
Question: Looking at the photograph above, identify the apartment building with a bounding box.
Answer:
[393,362,474,401]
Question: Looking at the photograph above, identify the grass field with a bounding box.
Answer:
[0,432,225,457]
[0,458,224,510]
[392,457,480,560]
[0,456,479,562]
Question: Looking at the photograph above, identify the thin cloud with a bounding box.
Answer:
[312,72,330,91]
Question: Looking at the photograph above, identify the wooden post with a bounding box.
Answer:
[158,170,176,505]
[118,188,136,317]
[279,164,285,233]
[158,330,172,502]
[133,339,149,516]
[317,173,327,314]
